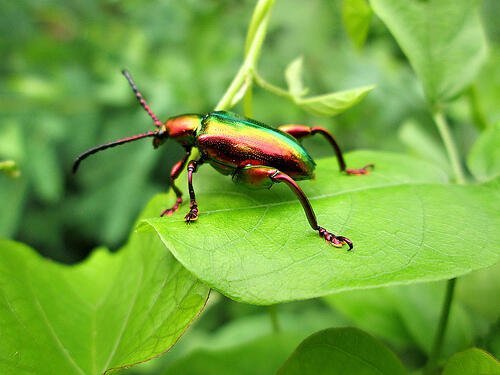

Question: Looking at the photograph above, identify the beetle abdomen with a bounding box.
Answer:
[196,111,315,180]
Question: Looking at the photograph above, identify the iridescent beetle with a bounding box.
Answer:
[73,71,373,250]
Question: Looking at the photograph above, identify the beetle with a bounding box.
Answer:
[73,70,373,250]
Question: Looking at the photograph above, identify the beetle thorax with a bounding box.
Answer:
[166,114,202,146]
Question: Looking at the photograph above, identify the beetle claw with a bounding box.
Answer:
[184,203,199,223]
[345,163,374,176]
[318,227,353,250]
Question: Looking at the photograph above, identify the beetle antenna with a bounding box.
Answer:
[73,131,156,173]
[122,69,163,128]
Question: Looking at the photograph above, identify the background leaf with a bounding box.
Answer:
[0,198,209,375]
[277,327,406,375]
[342,0,372,49]
[143,151,497,304]
[467,121,500,182]
[296,85,375,116]
[369,0,488,104]
[325,282,473,358]
[285,56,307,98]
[161,333,304,375]
[442,348,500,375]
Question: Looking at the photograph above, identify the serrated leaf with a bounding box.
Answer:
[442,348,500,375]
[285,57,306,98]
[296,85,374,116]
[277,327,406,375]
[467,121,500,182]
[342,0,373,49]
[369,0,487,104]
[0,198,209,375]
[143,151,495,304]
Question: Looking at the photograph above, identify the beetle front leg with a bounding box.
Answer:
[278,124,373,175]
[161,147,192,216]
[184,159,204,223]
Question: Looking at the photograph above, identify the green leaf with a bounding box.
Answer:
[296,85,374,117]
[0,197,209,375]
[162,333,304,375]
[398,120,451,176]
[369,0,488,104]
[467,122,500,182]
[0,160,20,178]
[342,0,373,49]
[277,327,406,375]
[285,56,307,98]
[442,348,500,375]
[143,151,495,304]
[326,282,472,357]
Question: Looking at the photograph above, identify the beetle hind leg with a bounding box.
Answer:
[278,124,373,176]
[233,164,353,250]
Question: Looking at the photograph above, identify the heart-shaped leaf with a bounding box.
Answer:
[277,327,406,375]
[467,122,500,182]
[442,348,500,375]
[0,199,209,375]
[342,0,373,49]
[295,85,375,116]
[370,0,487,104]
[143,151,497,304]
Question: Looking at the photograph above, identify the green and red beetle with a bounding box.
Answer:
[73,70,373,250]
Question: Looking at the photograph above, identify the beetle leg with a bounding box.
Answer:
[278,124,373,175]
[233,165,352,250]
[184,159,204,223]
[160,147,192,216]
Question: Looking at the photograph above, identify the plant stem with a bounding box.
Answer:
[432,110,466,184]
[268,305,281,333]
[425,108,464,374]
[424,278,457,375]
[215,0,276,111]
[253,70,294,100]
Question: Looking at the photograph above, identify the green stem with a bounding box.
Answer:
[432,110,466,184]
[215,0,276,111]
[253,70,294,100]
[268,305,281,333]
[424,278,457,375]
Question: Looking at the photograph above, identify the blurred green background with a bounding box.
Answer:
[1,0,499,263]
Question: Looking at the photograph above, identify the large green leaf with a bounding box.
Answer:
[277,327,406,375]
[0,199,209,375]
[143,151,498,304]
[162,333,303,375]
[442,348,500,375]
[467,122,500,182]
[370,0,487,104]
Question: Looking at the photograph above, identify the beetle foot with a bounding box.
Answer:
[184,202,199,223]
[160,197,182,217]
[318,227,353,250]
[345,163,374,176]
